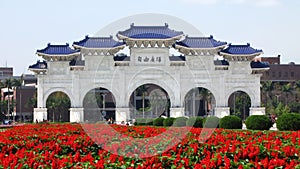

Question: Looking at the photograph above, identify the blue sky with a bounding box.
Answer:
[0,0,299,75]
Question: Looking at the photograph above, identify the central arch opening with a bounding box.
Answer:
[228,91,251,120]
[46,91,71,122]
[184,87,215,117]
[129,84,170,119]
[83,87,116,122]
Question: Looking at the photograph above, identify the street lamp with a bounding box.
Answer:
[275,94,281,103]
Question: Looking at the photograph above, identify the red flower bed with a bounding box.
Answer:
[0,123,299,168]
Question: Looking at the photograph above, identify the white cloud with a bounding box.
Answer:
[182,0,281,6]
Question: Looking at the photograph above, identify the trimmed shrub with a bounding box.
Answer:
[277,113,300,131]
[186,117,203,128]
[203,116,219,128]
[245,115,272,130]
[163,117,175,127]
[134,118,147,126]
[153,117,165,126]
[173,117,188,127]
[145,118,154,126]
[219,115,242,129]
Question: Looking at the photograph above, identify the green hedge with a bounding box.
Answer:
[163,117,175,127]
[245,115,272,130]
[186,117,203,128]
[276,113,300,131]
[134,118,147,126]
[203,116,219,128]
[219,115,242,129]
[153,117,165,126]
[173,117,188,127]
[146,118,154,126]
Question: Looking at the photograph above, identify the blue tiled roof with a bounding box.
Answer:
[29,60,47,69]
[117,23,184,39]
[37,43,79,55]
[73,36,125,48]
[176,36,227,48]
[220,43,263,55]
[251,61,270,69]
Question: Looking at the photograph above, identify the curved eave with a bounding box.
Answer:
[174,44,227,51]
[251,67,270,71]
[117,33,183,41]
[28,68,47,71]
[36,52,81,58]
[72,44,125,51]
[28,68,47,74]
[170,61,185,64]
[219,52,263,58]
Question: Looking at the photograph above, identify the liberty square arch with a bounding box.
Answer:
[30,23,268,123]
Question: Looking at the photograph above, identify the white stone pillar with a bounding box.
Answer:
[33,108,47,122]
[249,107,265,116]
[214,107,230,118]
[70,108,84,123]
[115,107,130,123]
[170,107,184,118]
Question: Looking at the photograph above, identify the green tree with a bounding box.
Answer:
[136,85,150,118]
[275,102,290,116]
[281,83,293,106]
[3,79,13,120]
[12,78,22,121]
[261,81,274,108]
[232,91,251,120]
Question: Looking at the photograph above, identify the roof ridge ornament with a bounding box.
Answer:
[165,23,169,27]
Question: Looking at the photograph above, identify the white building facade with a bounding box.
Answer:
[29,24,269,123]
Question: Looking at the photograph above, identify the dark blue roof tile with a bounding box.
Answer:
[29,60,47,69]
[251,61,270,69]
[73,36,125,48]
[114,54,130,61]
[176,36,227,48]
[117,23,184,39]
[37,43,79,55]
[220,43,263,55]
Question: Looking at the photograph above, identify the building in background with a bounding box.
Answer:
[0,67,13,78]
[261,55,300,82]
[259,55,300,114]
[0,68,36,123]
